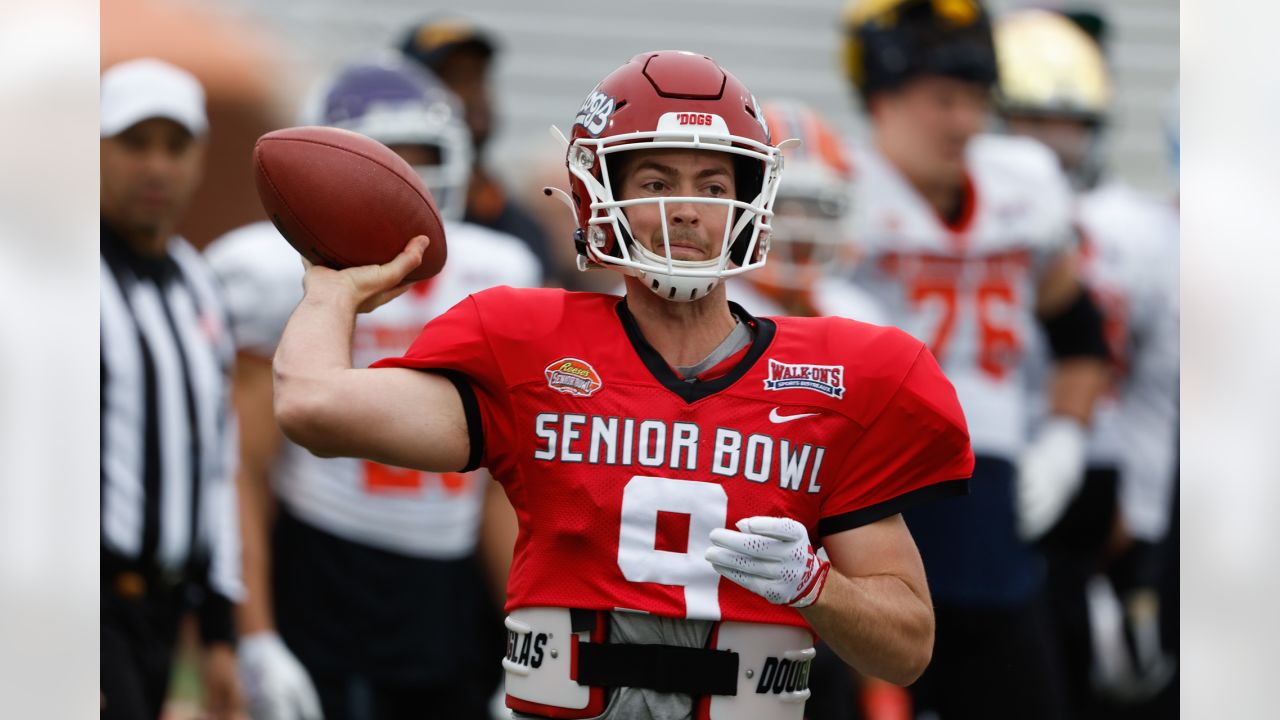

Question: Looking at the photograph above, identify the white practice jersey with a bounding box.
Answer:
[850,135,1074,459]
[726,275,888,325]
[206,220,542,558]
[1077,183,1179,541]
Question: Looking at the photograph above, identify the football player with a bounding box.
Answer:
[840,1,1112,717]
[994,9,1179,716]
[271,50,975,720]
[727,99,886,327]
[206,55,540,720]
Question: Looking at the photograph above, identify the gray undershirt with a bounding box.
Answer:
[673,315,754,381]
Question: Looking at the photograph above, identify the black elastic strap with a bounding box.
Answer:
[434,370,485,472]
[1040,289,1109,361]
[576,642,739,696]
[570,608,598,634]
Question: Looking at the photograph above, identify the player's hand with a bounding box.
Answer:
[1015,416,1088,541]
[238,632,324,720]
[301,235,429,314]
[705,516,831,608]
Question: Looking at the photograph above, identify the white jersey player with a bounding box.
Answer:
[207,56,541,720]
[841,2,1112,718]
[995,7,1179,711]
[209,218,540,556]
[1076,184,1178,543]
[851,133,1075,460]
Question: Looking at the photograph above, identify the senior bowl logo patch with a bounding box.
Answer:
[764,359,845,398]
[545,357,603,397]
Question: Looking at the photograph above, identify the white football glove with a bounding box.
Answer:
[705,516,831,608]
[1015,416,1088,542]
[238,632,324,720]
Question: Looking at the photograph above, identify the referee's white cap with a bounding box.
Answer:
[101,58,207,138]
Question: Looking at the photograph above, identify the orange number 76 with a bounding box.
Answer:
[909,277,1020,380]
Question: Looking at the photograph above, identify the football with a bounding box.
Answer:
[252,126,447,282]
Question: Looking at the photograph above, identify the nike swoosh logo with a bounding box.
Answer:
[769,408,819,424]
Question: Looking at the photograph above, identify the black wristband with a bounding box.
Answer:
[197,591,236,646]
[1040,290,1109,360]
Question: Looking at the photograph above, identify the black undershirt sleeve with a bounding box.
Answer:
[434,369,485,473]
[1039,289,1109,361]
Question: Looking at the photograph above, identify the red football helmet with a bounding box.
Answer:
[565,51,784,301]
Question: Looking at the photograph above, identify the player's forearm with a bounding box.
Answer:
[232,356,283,636]
[798,570,934,686]
[273,284,359,454]
[235,466,275,636]
[1047,356,1109,425]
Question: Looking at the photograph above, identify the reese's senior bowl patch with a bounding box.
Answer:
[764,359,845,398]
[544,358,603,397]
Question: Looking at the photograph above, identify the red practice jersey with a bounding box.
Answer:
[374,287,974,630]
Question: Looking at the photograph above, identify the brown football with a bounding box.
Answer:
[252,126,447,282]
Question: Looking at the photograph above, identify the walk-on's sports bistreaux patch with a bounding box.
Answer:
[763,359,845,398]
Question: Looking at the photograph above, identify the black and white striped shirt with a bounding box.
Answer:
[100,219,241,613]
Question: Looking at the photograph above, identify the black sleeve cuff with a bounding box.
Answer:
[434,370,485,473]
[818,478,970,537]
[197,591,236,646]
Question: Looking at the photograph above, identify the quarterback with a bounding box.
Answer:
[274,51,973,720]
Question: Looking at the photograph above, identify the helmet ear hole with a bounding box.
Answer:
[727,153,765,266]
[733,153,764,205]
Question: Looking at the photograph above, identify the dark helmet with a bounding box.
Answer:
[842,0,998,101]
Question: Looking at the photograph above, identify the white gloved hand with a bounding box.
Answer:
[705,516,831,608]
[238,631,324,720]
[1016,416,1088,542]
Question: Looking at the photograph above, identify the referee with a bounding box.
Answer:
[100,58,244,720]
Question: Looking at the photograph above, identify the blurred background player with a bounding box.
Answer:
[400,15,552,278]
[205,55,539,720]
[994,8,1179,718]
[100,58,244,720]
[727,99,886,327]
[840,1,1112,717]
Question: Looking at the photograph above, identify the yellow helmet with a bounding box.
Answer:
[993,9,1110,121]
[841,0,996,99]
